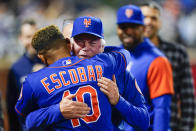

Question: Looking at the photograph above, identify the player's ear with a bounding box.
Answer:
[37,54,45,64]
[37,53,49,66]
[100,39,105,53]
[101,44,104,53]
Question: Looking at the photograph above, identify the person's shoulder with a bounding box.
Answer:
[152,56,170,68]
[93,52,117,68]
[26,67,47,81]
[104,46,128,54]
[160,39,188,55]
[104,46,123,52]
[11,54,30,70]
[93,53,111,63]
[143,38,165,58]
[12,52,33,65]
[104,46,130,59]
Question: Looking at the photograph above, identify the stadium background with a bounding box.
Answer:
[0,0,196,130]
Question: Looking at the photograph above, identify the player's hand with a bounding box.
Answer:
[98,75,119,105]
[60,94,90,119]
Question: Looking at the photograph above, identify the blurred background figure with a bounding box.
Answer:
[6,19,44,131]
[140,1,195,130]
[160,0,196,46]
[0,0,19,61]
[62,19,73,39]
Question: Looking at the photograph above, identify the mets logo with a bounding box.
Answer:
[125,9,133,18]
[84,18,91,27]
[62,59,72,66]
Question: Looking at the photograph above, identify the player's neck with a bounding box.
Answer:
[54,53,71,62]
[49,49,71,65]
[55,54,71,61]
[150,35,159,46]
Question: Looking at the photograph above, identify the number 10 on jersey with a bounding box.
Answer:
[62,85,101,127]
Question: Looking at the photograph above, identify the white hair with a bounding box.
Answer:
[70,37,74,44]
[100,39,106,45]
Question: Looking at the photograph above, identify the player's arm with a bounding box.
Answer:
[98,74,149,130]
[120,73,150,130]
[15,79,37,128]
[151,95,171,131]
[25,103,64,130]
[99,48,150,129]
[147,56,174,131]
[25,94,90,129]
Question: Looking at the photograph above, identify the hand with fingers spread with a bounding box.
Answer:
[98,74,119,105]
[60,94,91,119]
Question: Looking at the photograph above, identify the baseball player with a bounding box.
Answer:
[15,23,149,130]
[20,16,149,131]
[116,5,174,130]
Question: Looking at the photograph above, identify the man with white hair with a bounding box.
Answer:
[20,16,149,130]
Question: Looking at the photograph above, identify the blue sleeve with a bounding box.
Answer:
[15,79,36,116]
[105,46,130,76]
[115,77,150,130]
[152,94,171,131]
[15,79,37,128]
[25,104,65,130]
[104,46,150,129]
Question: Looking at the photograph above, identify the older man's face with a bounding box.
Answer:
[72,34,104,58]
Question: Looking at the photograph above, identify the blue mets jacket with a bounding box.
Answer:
[15,47,149,131]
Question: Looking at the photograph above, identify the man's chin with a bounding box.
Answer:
[123,37,133,44]
[123,40,133,46]
[123,39,139,49]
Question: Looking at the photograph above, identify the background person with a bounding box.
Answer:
[22,16,149,131]
[6,19,44,131]
[140,2,195,131]
[116,5,174,130]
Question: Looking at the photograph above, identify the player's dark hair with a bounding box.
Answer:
[139,1,162,15]
[32,25,66,54]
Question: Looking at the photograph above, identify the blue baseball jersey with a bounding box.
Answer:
[17,47,149,130]
[15,50,128,131]
[122,38,173,130]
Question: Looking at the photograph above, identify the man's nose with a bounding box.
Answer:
[125,28,133,35]
[83,41,91,50]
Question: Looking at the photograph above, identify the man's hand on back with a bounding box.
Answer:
[98,75,120,105]
[60,94,91,119]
